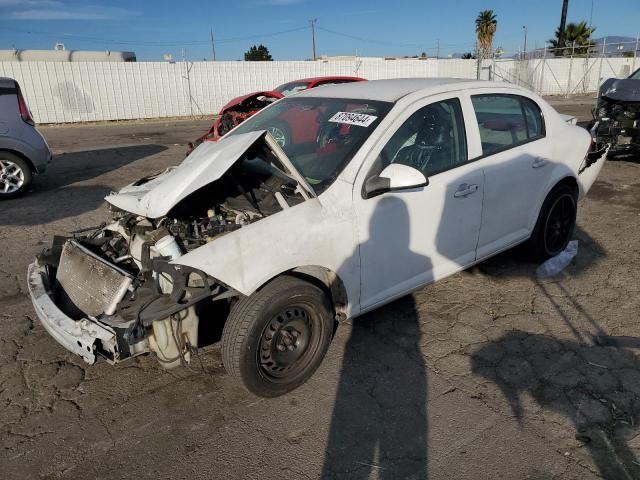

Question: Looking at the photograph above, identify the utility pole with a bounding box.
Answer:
[633,34,639,73]
[475,41,480,80]
[436,39,440,59]
[210,28,216,61]
[522,26,528,60]
[558,0,569,55]
[310,18,317,61]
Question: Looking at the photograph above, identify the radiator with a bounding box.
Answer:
[56,240,133,318]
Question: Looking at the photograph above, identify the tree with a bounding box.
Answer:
[461,52,476,59]
[475,10,497,60]
[548,21,595,56]
[244,44,273,61]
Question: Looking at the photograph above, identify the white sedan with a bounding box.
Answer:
[28,79,606,397]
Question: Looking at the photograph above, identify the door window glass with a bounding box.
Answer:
[376,98,467,178]
[471,94,545,155]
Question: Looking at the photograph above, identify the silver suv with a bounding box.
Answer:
[0,77,52,198]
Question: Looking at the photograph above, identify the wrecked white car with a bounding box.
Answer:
[28,79,607,397]
[591,67,640,158]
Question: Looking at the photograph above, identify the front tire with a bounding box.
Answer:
[0,152,32,199]
[221,276,333,397]
[525,184,577,262]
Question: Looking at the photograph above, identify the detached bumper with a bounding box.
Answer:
[27,261,120,364]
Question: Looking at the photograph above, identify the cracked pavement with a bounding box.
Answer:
[1,100,640,479]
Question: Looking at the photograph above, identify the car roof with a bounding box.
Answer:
[296,78,513,102]
[0,77,16,89]
[282,76,365,84]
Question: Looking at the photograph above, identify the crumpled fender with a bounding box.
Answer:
[171,190,360,313]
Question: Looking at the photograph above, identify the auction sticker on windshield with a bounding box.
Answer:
[328,112,378,127]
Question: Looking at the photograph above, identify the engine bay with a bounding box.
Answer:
[592,77,640,156]
[38,141,308,367]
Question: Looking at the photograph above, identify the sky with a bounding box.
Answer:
[0,0,638,61]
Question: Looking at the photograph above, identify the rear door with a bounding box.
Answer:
[469,94,553,259]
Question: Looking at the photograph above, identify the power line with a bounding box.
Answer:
[3,23,478,56]
[316,26,423,49]
[1,25,308,47]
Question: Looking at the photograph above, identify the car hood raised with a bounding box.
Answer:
[601,78,640,102]
[105,130,315,219]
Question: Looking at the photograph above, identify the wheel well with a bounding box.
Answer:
[554,176,578,197]
[261,266,349,320]
[0,149,35,172]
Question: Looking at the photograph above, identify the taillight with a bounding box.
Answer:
[15,83,35,126]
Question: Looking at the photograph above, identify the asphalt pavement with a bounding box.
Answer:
[1,98,640,479]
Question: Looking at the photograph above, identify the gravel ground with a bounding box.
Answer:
[1,99,640,479]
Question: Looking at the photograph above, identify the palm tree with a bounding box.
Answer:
[475,10,497,60]
[548,21,596,56]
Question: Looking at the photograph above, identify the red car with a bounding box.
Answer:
[189,76,366,150]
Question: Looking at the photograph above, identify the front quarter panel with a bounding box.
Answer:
[172,181,361,315]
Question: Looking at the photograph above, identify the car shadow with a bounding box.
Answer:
[469,225,606,279]
[472,329,640,479]
[470,220,638,477]
[0,144,167,226]
[323,198,429,479]
[42,144,168,189]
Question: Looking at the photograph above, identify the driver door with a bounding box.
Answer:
[353,96,485,312]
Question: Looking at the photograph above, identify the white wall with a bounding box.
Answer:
[0,56,637,124]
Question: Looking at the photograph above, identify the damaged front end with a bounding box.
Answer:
[189,91,284,152]
[28,130,314,368]
[29,232,224,368]
[592,77,640,157]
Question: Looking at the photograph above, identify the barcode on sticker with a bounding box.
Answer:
[328,112,378,127]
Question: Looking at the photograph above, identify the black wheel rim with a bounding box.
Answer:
[543,194,575,255]
[258,306,318,380]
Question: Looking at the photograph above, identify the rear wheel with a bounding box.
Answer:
[0,152,31,199]
[221,276,333,397]
[525,184,577,262]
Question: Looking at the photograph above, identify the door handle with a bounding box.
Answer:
[532,157,548,168]
[453,183,479,198]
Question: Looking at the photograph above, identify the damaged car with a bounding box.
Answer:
[29,79,607,397]
[190,90,284,148]
[188,76,366,151]
[591,67,640,158]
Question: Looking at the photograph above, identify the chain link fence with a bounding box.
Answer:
[481,40,640,96]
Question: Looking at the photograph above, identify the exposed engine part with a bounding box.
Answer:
[217,95,280,137]
[55,240,134,318]
[38,141,305,369]
[149,307,199,368]
[592,76,640,156]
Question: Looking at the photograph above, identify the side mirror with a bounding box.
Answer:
[363,163,429,199]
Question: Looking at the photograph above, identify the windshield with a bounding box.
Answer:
[630,68,640,80]
[275,81,311,96]
[229,97,393,193]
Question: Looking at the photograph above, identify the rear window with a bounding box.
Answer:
[275,82,311,96]
[471,94,545,155]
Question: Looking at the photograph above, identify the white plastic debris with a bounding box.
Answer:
[536,240,578,278]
